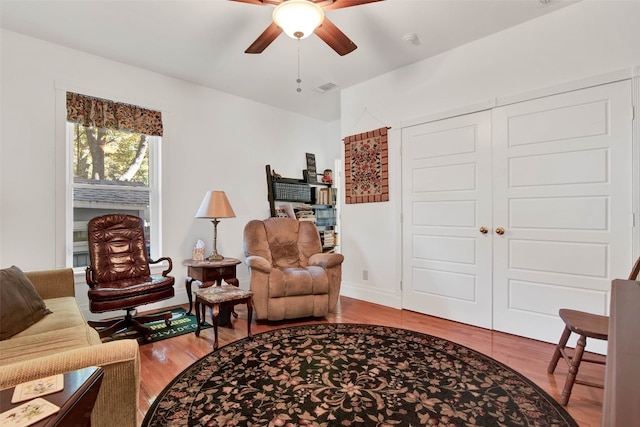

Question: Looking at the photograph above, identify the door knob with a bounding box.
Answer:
[495,227,505,235]
[479,226,488,234]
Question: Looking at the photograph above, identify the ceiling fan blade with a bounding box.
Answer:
[314,16,357,56]
[245,22,283,54]
[321,0,384,11]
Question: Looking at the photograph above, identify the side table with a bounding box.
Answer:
[194,285,253,350]
[0,366,104,427]
[183,257,241,316]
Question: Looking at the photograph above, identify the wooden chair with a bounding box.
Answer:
[547,256,640,406]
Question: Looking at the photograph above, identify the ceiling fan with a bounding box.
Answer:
[230,0,384,56]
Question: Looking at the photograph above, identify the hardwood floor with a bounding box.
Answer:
[138,296,604,426]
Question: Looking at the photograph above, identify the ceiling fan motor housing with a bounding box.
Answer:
[273,0,325,39]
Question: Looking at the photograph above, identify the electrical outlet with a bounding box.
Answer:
[362,270,368,280]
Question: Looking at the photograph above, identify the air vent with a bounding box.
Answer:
[314,82,338,94]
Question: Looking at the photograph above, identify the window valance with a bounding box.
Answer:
[66,92,163,136]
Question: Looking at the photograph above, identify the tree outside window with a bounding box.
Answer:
[71,123,154,267]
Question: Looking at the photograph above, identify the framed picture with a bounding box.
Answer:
[305,153,317,183]
[343,127,390,204]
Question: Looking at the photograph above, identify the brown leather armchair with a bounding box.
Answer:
[85,214,175,340]
[243,217,344,321]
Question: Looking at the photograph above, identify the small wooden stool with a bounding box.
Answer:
[194,285,253,350]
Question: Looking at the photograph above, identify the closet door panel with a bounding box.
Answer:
[402,111,492,329]
[492,80,633,347]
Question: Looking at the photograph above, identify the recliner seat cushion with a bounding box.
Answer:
[269,266,329,298]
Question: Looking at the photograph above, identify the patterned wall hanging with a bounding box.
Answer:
[343,126,390,204]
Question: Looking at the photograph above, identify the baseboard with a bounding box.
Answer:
[340,281,402,309]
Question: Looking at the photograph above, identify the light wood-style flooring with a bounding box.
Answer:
[138,296,604,426]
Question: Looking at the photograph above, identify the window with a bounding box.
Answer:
[65,92,163,268]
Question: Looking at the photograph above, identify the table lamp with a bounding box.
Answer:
[195,191,236,261]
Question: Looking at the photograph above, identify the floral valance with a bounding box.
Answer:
[66,92,163,136]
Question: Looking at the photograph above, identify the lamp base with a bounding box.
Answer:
[207,253,224,262]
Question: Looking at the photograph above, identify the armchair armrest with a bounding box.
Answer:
[309,252,344,269]
[85,266,98,288]
[245,255,272,274]
[0,339,140,427]
[150,256,173,276]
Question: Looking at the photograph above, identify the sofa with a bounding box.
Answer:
[243,217,344,321]
[0,267,139,427]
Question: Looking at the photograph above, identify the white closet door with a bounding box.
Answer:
[401,111,493,328]
[492,80,633,347]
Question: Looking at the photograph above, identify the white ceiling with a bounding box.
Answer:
[0,0,579,121]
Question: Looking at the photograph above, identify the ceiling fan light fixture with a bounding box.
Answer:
[273,0,324,40]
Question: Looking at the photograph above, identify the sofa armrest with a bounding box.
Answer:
[0,339,140,427]
[24,268,75,300]
[245,255,272,274]
[309,253,344,269]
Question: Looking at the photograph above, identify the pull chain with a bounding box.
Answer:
[296,39,302,93]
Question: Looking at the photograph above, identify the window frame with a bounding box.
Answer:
[56,88,163,272]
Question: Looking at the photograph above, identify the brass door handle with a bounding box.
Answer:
[479,226,488,234]
[495,227,505,235]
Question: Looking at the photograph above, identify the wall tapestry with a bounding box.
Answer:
[343,126,389,204]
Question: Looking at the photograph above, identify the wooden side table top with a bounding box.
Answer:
[182,257,241,268]
[0,366,104,427]
[183,257,243,316]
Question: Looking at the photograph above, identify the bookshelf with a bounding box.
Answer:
[265,164,338,252]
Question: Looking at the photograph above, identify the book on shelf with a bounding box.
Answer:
[321,230,335,247]
[315,187,335,205]
[295,204,316,223]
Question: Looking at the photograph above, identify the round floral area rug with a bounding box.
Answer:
[142,323,576,427]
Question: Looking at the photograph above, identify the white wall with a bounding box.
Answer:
[3,1,639,321]
[339,0,640,308]
[0,29,340,317]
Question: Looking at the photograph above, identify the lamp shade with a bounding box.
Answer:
[273,0,324,40]
[195,191,236,219]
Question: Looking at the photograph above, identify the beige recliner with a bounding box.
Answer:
[243,217,344,321]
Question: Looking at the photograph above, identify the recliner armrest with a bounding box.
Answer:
[245,255,272,273]
[309,252,344,269]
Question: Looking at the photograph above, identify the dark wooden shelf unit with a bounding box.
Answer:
[265,164,338,251]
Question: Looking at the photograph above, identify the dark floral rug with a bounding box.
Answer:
[143,323,576,427]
